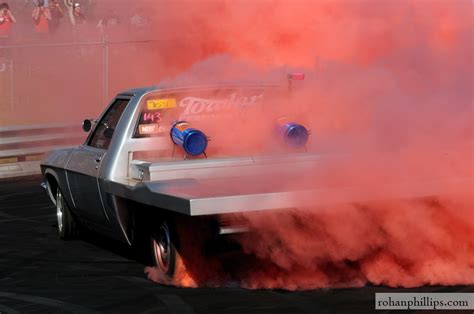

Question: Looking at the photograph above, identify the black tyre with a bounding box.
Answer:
[147,216,218,286]
[56,188,78,240]
[151,219,179,279]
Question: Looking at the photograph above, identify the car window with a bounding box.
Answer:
[133,88,266,138]
[88,98,129,150]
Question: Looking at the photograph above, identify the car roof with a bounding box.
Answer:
[118,81,280,98]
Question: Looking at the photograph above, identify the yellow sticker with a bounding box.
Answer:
[147,98,177,110]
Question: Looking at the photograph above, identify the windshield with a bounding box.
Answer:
[135,86,269,136]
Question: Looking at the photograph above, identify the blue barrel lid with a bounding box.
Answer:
[182,129,208,156]
[285,123,309,148]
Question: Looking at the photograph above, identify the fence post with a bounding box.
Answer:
[103,35,109,105]
[9,59,14,111]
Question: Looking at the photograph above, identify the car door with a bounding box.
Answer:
[66,98,130,224]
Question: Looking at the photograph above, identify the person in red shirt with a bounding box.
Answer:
[0,3,16,38]
[48,0,64,34]
[32,0,51,34]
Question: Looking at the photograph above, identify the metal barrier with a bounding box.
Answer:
[0,124,85,178]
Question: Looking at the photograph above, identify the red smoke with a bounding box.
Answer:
[145,0,473,290]
[234,197,474,289]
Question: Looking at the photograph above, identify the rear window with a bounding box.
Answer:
[133,87,267,138]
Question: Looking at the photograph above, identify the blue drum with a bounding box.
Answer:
[276,118,309,148]
[170,121,208,156]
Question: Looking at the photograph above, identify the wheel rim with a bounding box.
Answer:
[153,222,171,273]
[56,190,64,234]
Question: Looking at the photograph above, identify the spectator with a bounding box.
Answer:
[32,0,51,34]
[69,2,85,26]
[32,0,49,5]
[96,10,120,33]
[0,3,16,39]
[130,12,147,29]
[48,0,63,33]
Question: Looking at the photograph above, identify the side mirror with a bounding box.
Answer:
[103,127,115,139]
[82,119,92,132]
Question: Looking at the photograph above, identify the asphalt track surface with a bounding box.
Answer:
[0,175,472,314]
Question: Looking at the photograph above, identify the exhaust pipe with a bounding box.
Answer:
[218,216,249,235]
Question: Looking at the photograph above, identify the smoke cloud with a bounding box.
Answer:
[145,0,473,289]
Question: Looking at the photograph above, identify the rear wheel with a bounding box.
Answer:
[56,188,77,240]
[147,216,218,286]
[151,219,178,279]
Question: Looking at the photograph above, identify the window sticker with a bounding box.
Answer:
[142,111,162,123]
[146,98,177,110]
[138,124,159,135]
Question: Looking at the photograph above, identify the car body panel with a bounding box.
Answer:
[65,146,108,224]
